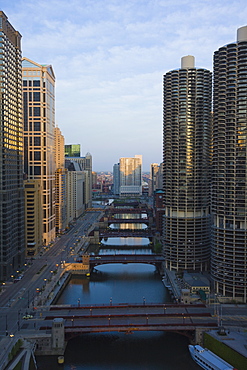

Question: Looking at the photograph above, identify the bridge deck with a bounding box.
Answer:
[39,303,217,336]
[88,254,164,267]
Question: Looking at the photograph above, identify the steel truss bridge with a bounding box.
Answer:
[88,254,164,269]
[39,303,217,341]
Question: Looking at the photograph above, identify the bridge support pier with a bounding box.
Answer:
[89,230,100,244]
[51,318,66,355]
[194,327,210,346]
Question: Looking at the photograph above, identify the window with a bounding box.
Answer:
[33,92,40,101]
[34,122,40,131]
[34,137,41,146]
[34,166,41,175]
[23,80,27,86]
[33,107,40,116]
[33,80,40,86]
[34,151,41,160]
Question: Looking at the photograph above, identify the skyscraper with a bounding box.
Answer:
[113,163,120,195]
[211,26,247,302]
[0,12,25,279]
[66,152,92,209]
[22,57,56,245]
[163,56,212,272]
[119,155,142,196]
[55,126,67,233]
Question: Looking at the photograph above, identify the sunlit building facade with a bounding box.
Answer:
[55,126,67,232]
[211,26,247,302]
[119,155,142,196]
[0,12,25,279]
[24,179,42,256]
[67,152,92,209]
[22,57,56,245]
[163,56,212,272]
[65,144,80,158]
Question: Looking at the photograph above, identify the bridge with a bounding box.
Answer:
[88,254,164,269]
[106,207,150,215]
[106,217,149,225]
[99,229,153,238]
[39,303,217,342]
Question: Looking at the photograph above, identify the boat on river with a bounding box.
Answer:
[188,345,237,370]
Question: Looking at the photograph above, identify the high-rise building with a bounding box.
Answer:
[119,155,142,196]
[22,57,56,245]
[211,26,247,302]
[65,144,80,158]
[149,163,159,196]
[113,163,120,195]
[55,126,67,233]
[66,152,92,209]
[163,56,212,272]
[65,160,85,223]
[0,12,25,279]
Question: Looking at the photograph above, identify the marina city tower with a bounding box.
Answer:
[211,26,247,302]
[163,56,212,272]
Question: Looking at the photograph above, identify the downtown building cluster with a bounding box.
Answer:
[0,12,92,280]
[163,27,247,302]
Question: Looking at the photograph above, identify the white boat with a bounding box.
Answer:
[188,345,237,370]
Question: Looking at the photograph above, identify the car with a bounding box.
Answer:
[22,314,33,320]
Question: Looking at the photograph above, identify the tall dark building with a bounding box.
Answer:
[0,12,25,279]
[163,56,212,272]
[211,26,247,302]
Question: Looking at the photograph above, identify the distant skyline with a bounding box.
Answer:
[1,0,247,171]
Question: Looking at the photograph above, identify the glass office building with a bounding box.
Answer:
[0,12,25,279]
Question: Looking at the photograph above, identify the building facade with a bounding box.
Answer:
[211,26,247,302]
[119,155,142,196]
[65,160,85,223]
[66,152,92,209]
[113,163,120,195]
[149,163,159,196]
[22,57,56,246]
[163,56,212,272]
[0,12,25,279]
[55,127,67,233]
[24,180,42,256]
[65,144,80,158]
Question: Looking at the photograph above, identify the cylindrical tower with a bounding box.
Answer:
[163,56,212,272]
[212,26,247,302]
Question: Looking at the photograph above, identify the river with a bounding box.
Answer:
[36,214,200,369]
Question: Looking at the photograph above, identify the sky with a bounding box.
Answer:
[1,0,247,171]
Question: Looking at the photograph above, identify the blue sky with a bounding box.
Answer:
[1,0,247,171]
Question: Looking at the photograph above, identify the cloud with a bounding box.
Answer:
[1,0,247,170]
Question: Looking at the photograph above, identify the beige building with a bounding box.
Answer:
[119,155,142,196]
[22,57,56,245]
[65,160,85,223]
[66,152,92,209]
[24,180,42,256]
[54,127,67,232]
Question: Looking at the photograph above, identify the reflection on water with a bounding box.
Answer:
[40,262,200,370]
[36,216,201,370]
[101,236,150,246]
